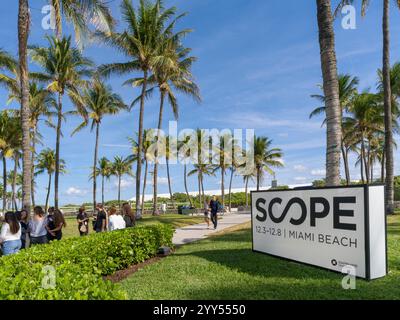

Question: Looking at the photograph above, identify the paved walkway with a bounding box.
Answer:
[172,213,251,245]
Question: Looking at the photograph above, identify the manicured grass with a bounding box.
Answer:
[120,215,400,300]
[62,214,203,239]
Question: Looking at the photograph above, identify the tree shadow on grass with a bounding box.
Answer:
[177,248,343,282]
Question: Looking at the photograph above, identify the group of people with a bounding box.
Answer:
[76,202,136,236]
[0,206,66,256]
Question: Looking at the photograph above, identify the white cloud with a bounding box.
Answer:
[66,187,88,196]
[280,139,325,151]
[294,165,307,173]
[116,178,135,189]
[311,169,326,176]
[149,177,170,186]
[294,177,307,182]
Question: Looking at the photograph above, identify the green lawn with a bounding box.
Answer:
[120,215,400,300]
[62,214,203,239]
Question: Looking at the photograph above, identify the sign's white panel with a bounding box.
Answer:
[251,186,386,280]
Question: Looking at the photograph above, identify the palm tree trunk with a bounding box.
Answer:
[381,152,385,183]
[93,122,99,214]
[102,175,105,205]
[245,176,249,207]
[382,0,394,214]
[360,154,365,184]
[228,168,234,212]
[197,172,202,207]
[256,167,261,191]
[184,164,193,206]
[54,92,62,209]
[52,0,62,38]
[118,175,121,209]
[341,143,350,185]
[141,159,148,214]
[166,157,174,209]
[362,137,369,183]
[19,0,32,212]
[221,167,225,206]
[135,70,148,215]
[316,0,342,187]
[45,173,51,213]
[153,91,165,215]
[31,125,37,207]
[11,155,18,210]
[200,173,207,210]
[2,156,7,212]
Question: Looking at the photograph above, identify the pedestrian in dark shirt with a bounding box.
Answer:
[94,204,107,233]
[209,196,221,230]
[16,209,29,249]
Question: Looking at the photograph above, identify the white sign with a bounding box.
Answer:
[251,185,387,280]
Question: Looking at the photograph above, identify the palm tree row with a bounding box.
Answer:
[317,0,399,213]
[311,68,400,185]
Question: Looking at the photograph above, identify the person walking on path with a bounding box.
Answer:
[209,196,221,230]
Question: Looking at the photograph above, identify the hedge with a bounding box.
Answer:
[0,224,174,300]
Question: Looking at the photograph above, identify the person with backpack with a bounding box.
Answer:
[209,196,221,230]
[0,212,22,256]
[122,202,135,228]
[76,206,89,236]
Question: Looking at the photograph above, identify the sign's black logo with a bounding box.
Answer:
[331,259,338,266]
[255,196,357,231]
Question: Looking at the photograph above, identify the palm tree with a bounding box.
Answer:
[213,134,234,208]
[70,77,127,214]
[164,135,175,208]
[30,35,93,209]
[98,0,187,215]
[50,0,114,45]
[0,111,21,212]
[242,170,256,207]
[92,157,113,206]
[188,164,215,209]
[254,136,284,190]
[336,0,397,212]
[10,151,22,210]
[18,0,32,212]
[4,82,57,207]
[343,93,385,183]
[35,148,66,213]
[178,136,194,207]
[128,39,201,214]
[310,74,359,184]
[316,0,342,186]
[128,130,154,214]
[111,156,134,209]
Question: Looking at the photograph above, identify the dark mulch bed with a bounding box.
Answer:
[105,251,176,283]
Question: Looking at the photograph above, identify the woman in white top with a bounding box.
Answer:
[0,212,22,256]
[108,207,126,231]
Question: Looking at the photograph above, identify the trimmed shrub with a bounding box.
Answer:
[0,224,173,300]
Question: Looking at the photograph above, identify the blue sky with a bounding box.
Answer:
[0,0,399,206]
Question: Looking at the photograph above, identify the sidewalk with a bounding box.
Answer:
[172,213,251,245]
